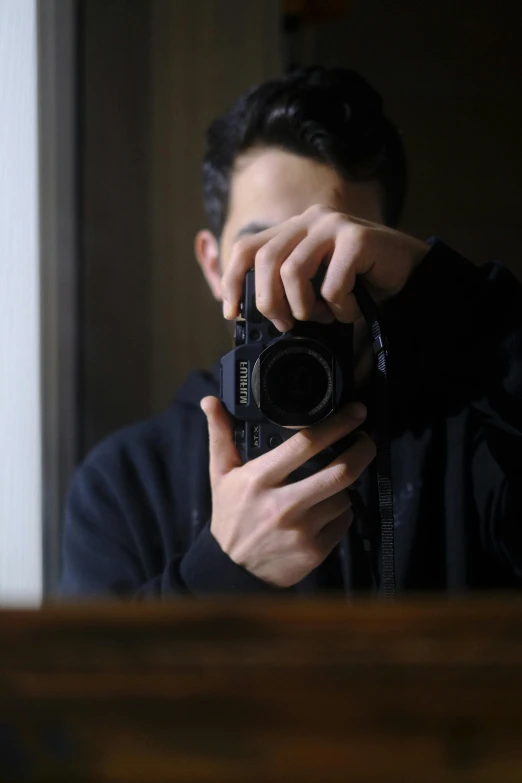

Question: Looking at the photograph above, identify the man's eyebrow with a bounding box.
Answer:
[234,221,273,240]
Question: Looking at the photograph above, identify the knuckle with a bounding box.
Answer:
[306,204,330,219]
[319,209,342,229]
[275,498,297,527]
[257,304,279,319]
[292,528,309,549]
[293,304,313,321]
[263,497,283,529]
[347,224,365,252]
[258,304,277,320]
[255,246,272,267]
[261,306,285,321]
[255,291,277,312]
[233,236,253,257]
[287,214,303,229]
[244,467,263,495]
[322,286,345,306]
[330,461,353,489]
[280,255,302,279]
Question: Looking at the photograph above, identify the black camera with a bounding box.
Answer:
[220,269,355,467]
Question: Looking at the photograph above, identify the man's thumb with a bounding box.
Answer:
[200,396,241,480]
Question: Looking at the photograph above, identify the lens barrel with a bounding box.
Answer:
[252,339,335,428]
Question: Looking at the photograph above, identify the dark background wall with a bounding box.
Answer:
[148,0,282,415]
[80,0,152,456]
[297,0,522,273]
[79,0,281,452]
[79,0,522,456]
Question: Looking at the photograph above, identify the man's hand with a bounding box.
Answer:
[201,396,376,588]
[221,205,429,332]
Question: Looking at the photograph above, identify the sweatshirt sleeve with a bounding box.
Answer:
[61,461,285,599]
[381,239,522,577]
[381,239,522,416]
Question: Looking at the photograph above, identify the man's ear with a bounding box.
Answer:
[194,229,222,301]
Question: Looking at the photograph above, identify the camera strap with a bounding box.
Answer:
[352,281,395,599]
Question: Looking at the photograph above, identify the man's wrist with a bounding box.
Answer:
[180,522,290,595]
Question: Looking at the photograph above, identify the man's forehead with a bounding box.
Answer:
[222,149,384,247]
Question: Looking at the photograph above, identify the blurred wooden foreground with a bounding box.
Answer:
[1,598,522,782]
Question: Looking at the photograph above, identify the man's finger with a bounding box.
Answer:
[255,402,367,483]
[254,226,306,331]
[289,431,376,507]
[222,226,280,318]
[301,490,352,535]
[315,508,354,558]
[200,396,242,482]
[320,234,371,321]
[326,291,362,324]
[280,234,333,321]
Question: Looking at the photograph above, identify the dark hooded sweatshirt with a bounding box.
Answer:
[60,240,522,597]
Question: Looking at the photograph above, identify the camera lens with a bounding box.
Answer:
[262,345,333,422]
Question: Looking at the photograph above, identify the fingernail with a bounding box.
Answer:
[350,402,367,420]
[275,320,292,333]
[223,300,233,319]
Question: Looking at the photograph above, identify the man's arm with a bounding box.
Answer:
[61,399,374,598]
[382,240,522,578]
[219,207,522,579]
[61,462,182,598]
[381,239,522,422]
[61,461,283,598]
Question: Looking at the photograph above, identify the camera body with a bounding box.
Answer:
[220,269,355,467]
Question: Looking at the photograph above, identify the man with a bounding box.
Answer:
[61,66,522,597]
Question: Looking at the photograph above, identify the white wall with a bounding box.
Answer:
[0,0,42,604]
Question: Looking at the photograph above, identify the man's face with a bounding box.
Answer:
[220,147,385,270]
[195,146,385,380]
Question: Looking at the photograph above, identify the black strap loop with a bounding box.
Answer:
[353,281,395,599]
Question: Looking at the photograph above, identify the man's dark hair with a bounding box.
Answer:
[202,66,407,236]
